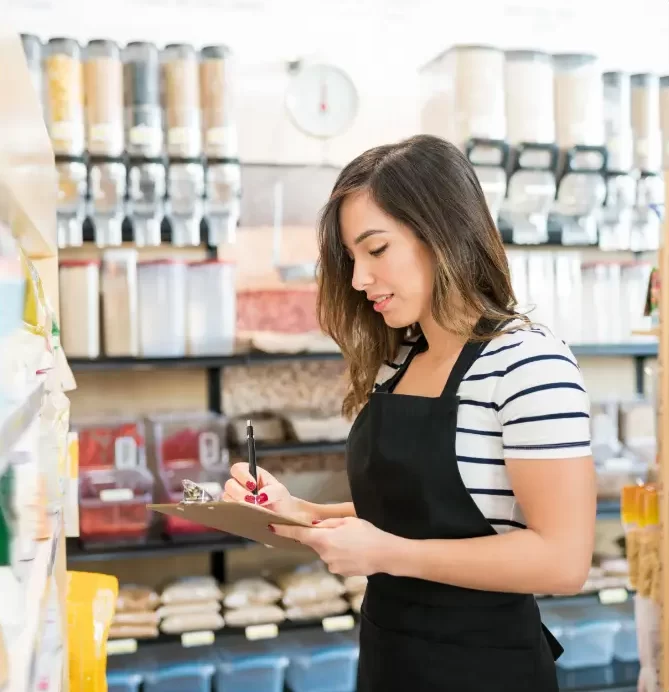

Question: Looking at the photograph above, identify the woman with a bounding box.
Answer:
[224,135,596,690]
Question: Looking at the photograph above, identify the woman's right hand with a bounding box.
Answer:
[224,462,305,520]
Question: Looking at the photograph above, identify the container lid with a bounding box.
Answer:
[660,75,669,87]
[59,259,101,268]
[631,73,657,86]
[138,258,184,266]
[189,258,236,266]
[505,49,551,63]
[552,53,597,69]
[201,45,232,60]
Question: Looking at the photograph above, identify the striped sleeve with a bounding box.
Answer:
[493,330,592,459]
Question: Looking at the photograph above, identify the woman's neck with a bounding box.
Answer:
[418,316,468,362]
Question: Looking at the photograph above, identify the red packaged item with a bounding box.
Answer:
[148,412,230,535]
[79,467,154,543]
[73,416,146,470]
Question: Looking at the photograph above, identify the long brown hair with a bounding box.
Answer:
[316,134,525,417]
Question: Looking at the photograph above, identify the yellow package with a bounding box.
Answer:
[19,248,51,339]
[67,571,118,692]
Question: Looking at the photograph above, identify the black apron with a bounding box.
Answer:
[347,331,564,691]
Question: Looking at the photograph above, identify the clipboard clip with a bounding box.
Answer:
[181,479,216,504]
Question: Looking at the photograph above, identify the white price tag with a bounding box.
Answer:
[100,488,133,502]
[245,623,279,641]
[322,615,355,633]
[107,638,138,655]
[598,587,628,605]
[181,630,215,648]
[114,436,138,470]
[199,432,222,470]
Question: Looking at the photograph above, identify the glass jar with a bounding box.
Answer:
[200,44,237,158]
[45,37,85,156]
[84,39,124,157]
[162,43,201,158]
[123,41,163,158]
[631,73,661,172]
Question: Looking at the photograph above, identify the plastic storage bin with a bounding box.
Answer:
[79,467,154,543]
[107,671,143,692]
[187,259,236,356]
[284,631,359,692]
[137,259,187,357]
[214,637,289,692]
[59,259,101,359]
[101,249,140,357]
[142,644,216,692]
[73,416,146,470]
[539,600,621,670]
[149,411,230,534]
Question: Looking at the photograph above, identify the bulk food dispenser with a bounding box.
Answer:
[163,43,204,247]
[124,41,165,247]
[85,39,126,247]
[551,54,607,246]
[499,50,558,245]
[201,45,241,247]
[419,45,508,225]
[600,71,636,250]
[630,73,663,251]
[44,37,87,248]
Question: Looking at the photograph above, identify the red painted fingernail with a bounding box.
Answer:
[245,495,255,503]
[246,480,256,491]
[312,520,321,525]
[257,493,268,504]
[268,525,275,533]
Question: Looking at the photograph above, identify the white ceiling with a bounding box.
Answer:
[7,0,669,73]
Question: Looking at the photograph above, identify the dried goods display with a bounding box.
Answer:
[200,44,236,158]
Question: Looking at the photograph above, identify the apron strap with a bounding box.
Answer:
[440,339,487,397]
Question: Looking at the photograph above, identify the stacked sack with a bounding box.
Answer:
[158,576,224,634]
[222,577,285,627]
[279,563,349,621]
[111,585,160,639]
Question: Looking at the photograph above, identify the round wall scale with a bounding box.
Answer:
[285,62,359,139]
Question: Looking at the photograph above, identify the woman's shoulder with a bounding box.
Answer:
[373,335,420,389]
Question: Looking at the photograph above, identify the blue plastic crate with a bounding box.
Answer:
[106,670,143,692]
[143,660,216,692]
[214,637,289,692]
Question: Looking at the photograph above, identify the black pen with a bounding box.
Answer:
[246,419,258,497]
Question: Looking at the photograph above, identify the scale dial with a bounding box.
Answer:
[285,62,359,139]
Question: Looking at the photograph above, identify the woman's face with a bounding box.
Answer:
[339,190,435,329]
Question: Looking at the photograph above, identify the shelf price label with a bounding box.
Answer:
[107,638,138,655]
[598,587,628,605]
[245,623,279,641]
[322,614,355,633]
[181,630,215,648]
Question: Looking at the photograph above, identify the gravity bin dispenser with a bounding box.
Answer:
[465,138,509,228]
[498,143,559,245]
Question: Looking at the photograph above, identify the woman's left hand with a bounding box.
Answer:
[271,517,397,577]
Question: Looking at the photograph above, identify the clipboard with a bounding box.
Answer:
[148,501,317,554]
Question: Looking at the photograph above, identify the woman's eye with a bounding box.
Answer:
[369,244,388,257]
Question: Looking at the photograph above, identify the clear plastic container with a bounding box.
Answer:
[20,34,43,107]
[504,50,554,145]
[631,73,661,172]
[59,259,101,359]
[143,662,215,692]
[553,53,604,148]
[79,467,154,543]
[72,416,146,470]
[84,40,124,157]
[149,411,230,534]
[101,249,139,357]
[123,42,163,158]
[603,72,633,171]
[137,259,187,357]
[107,671,143,692]
[539,600,621,670]
[214,638,289,692]
[284,631,359,692]
[200,44,237,158]
[162,43,201,159]
[187,259,236,356]
[45,37,85,156]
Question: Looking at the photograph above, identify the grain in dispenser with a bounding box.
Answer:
[84,39,124,157]
[44,37,85,157]
[200,44,237,159]
[162,43,202,159]
[448,44,506,145]
[660,76,669,169]
[123,41,163,158]
[504,50,554,145]
[631,73,661,172]
[553,54,604,149]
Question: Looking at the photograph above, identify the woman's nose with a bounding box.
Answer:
[351,260,373,292]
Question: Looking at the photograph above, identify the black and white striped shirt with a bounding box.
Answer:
[374,321,592,533]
